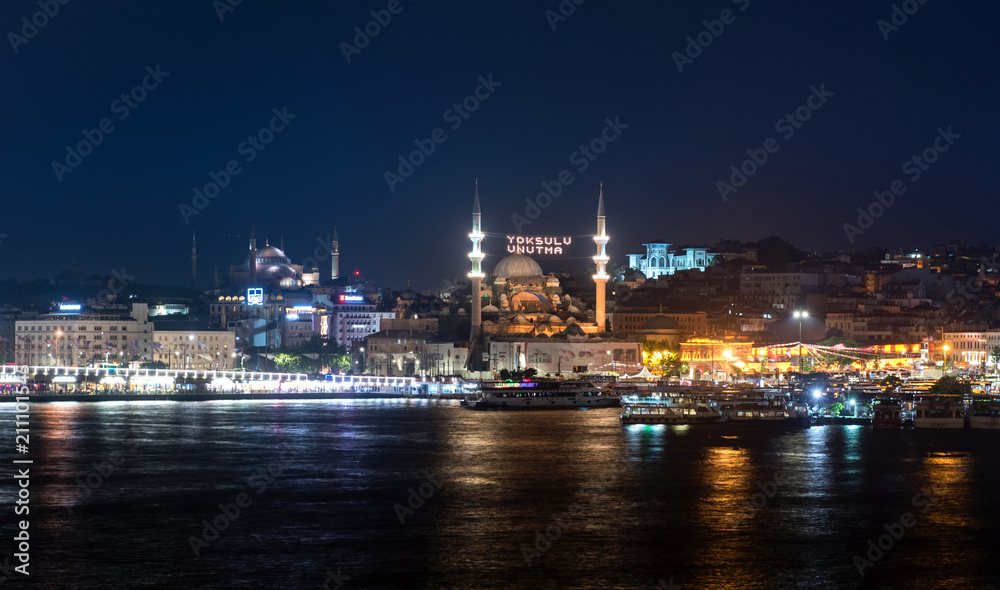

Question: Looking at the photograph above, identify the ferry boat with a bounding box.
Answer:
[460,379,618,410]
[619,394,722,425]
[714,389,808,426]
[912,396,965,429]
[871,398,903,429]
[968,398,1000,430]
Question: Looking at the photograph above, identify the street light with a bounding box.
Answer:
[793,311,809,373]
[55,330,63,367]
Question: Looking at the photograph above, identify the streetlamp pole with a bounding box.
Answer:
[794,311,808,373]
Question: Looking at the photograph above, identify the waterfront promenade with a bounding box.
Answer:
[0,364,470,400]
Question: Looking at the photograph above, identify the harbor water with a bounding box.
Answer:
[2,398,999,589]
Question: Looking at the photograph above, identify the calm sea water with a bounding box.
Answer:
[2,399,999,589]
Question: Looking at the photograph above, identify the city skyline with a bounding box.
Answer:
[2,2,997,288]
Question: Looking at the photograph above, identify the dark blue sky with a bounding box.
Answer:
[2,0,997,289]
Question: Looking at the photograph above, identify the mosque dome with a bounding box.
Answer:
[641,315,681,330]
[512,314,529,325]
[483,304,500,313]
[567,305,581,314]
[492,254,543,278]
[548,315,563,324]
[255,246,291,265]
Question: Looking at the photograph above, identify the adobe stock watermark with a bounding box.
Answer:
[877,0,932,41]
[653,578,683,590]
[936,253,998,323]
[717,84,833,202]
[317,565,353,590]
[852,485,942,577]
[340,0,414,63]
[520,457,626,566]
[188,442,298,557]
[7,0,71,55]
[301,234,339,278]
[544,0,586,32]
[842,126,959,244]
[67,425,145,513]
[179,107,297,224]
[393,467,452,524]
[96,266,136,302]
[726,469,785,527]
[51,65,170,183]
[672,0,751,73]
[511,116,628,232]
[212,0,243,22]
[383,75,501,193]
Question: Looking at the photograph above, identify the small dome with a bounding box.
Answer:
[512,314,529,325]
[483,305,500,313]
[400,289,419,301]
[627,269,646,281]
[565,317,576,324]
[564,323,586,336]
[641,315,681,330]
[492,254,543,278]
[548,315,563,323]
[567,305,581,314]
[458,308,467,314]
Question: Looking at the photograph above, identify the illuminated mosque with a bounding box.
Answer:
[466,182,640,375]
[228,226,331,290]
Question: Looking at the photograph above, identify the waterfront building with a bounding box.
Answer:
[152,321,236,370]
[679,338,754,381]
[364,329,437,376]
[329,302,395,350]
[15,303,153,367]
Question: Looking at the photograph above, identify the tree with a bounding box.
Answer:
[274,353,302,373]
[990,345,1000,375]
[930,375,971,396]
[829,402,844,417]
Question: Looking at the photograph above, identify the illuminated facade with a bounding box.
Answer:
[627,244,716,279]
[229,227,320,290]
[153,329,235,370]
[680,338,754,381]
[15,303,152,367]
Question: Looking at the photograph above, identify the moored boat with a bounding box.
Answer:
[619,394,721,425]
[872,398,903,429]
[967,398,1000,430]
[715,389,808,426]
[912,396,965,429]
[460,379,618,410]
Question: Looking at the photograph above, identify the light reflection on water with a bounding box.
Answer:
[1,401,999,589]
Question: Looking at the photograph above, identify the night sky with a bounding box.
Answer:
[2,0,997,289]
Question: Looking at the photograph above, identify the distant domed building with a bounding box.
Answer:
[630,314,684,348]
[229,227,319,290]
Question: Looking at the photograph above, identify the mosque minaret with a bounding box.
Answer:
[593,184,609,332]
[468,180,485,340]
